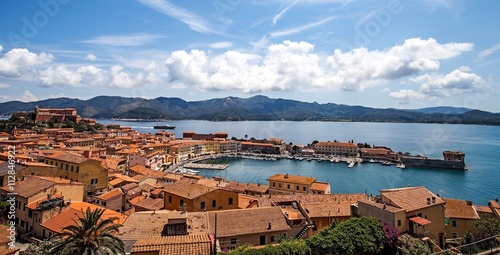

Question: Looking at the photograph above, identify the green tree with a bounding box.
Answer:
[47,208,125,255]
[471,216,500,249]
[397,234,431,255]
[307,216,384,255]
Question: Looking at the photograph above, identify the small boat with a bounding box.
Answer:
[335,159,340,163]
[369,159,376,163]
[396,163,406,169]
[348,162,355,168]
[154,124,175,129]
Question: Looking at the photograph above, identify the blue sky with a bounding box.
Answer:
[1,0,499,112]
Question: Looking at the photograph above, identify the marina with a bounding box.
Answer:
[99,119,500,205]
[183,162,228,170]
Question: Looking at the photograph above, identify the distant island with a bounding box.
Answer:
[1,95,500,125]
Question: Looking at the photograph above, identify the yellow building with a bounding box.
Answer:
[0,176,84,235]
[267,173,330,195]
[314,141,358,157]
[443,198,480,239]
[354,186,447,247]
[163,181,239,212]
[44,151,108,194]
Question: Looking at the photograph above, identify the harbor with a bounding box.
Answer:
[183,162,228,170]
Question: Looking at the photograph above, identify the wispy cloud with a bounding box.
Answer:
[0,82,10,88]
[210,42,233,49]
[272,0,299,26]
[478,43,500,59]
[137,0,216,34]
[270,16,336,38]
[82,33,164,46]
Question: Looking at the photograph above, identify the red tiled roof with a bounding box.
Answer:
[131,235,212,255]
[443,198,479,220]
[267,174,316,185]
[410,216,432,226]
[381,186,445,212]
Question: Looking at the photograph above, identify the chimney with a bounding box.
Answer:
[427,198,431,205]
[284,173,289,179]
[268,222,272,230]
[432,197,436,204]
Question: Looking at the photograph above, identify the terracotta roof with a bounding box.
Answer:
[302,203,353,218]
[131,235,212,255]
[129,165,164,178]
[163,181,218,199]
[189,207,291,237]
[474,204,493,214]
[225,181,248,193]
[357,200,405,213]
[267,174,316,185]
[96,188,123,201]
[255,193,367,207]
[1,176,54,198]
[132,197,164,211]
[40,203,126,234]
[315,142,357,147]
[45,151,89,164]
[443,198,479,220]
[311,182,329,192]
[119,210,186,240]
[381,186,445,212]
[245,183,269,194]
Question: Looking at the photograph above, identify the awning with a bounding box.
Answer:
[409,216,432,226]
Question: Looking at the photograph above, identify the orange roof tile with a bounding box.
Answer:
[1,176,53,198]
[163,181,218,199]
[267,174,316,185]
[40,203,126,234]
[381,186,445,212]
[444,198,479,219]
[96,188,123,201]
[131,235,212,255]
[45,151,89,164]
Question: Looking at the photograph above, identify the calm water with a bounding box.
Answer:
[98,120,500,204]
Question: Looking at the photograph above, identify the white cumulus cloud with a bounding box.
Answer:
[388,90,425,104]
[164,38,474,93]
[415,69,490,97]
[86,54,98,61]
[0,48,53,77]
[19,90,38,102]
[39,65,106,87]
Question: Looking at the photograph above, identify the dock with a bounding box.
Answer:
[183,163,228,170]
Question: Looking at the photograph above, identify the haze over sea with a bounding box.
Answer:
[99,120,500,205]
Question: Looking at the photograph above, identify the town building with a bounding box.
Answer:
[314,141,358,157]
[361,146,399,161]
[163,181,239,212]
[44,151,108,194]
[267,173,330,195]
[443,198,480,239]
[130,235,213,255]
[353,186,447,247]
[0,176,84,235]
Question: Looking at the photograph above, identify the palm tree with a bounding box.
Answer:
[48,207,125,255]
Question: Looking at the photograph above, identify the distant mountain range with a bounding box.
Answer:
[1,95,500,125]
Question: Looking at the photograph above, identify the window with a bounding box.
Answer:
[228,197,233,205]
[279,183,282,188]
[452,232,458,238]
[272,182,275,187]
[397,220,401,226]
[76,166,79,173]
[287,184,290,189]
[180,199,184,206]
[212,200,216,208]
[452,220,457,227]
[296,185,299,190]
[201,202,206,210]
[231,238,237,245]
[168,196,172,203]
[65,164,68,170]
[91,179,98,185]
[28,210,33,218]
[71,165,74,172]
[303,186,306,191]
[102,201,106,207]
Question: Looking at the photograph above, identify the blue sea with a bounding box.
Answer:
[98,120,500,205]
